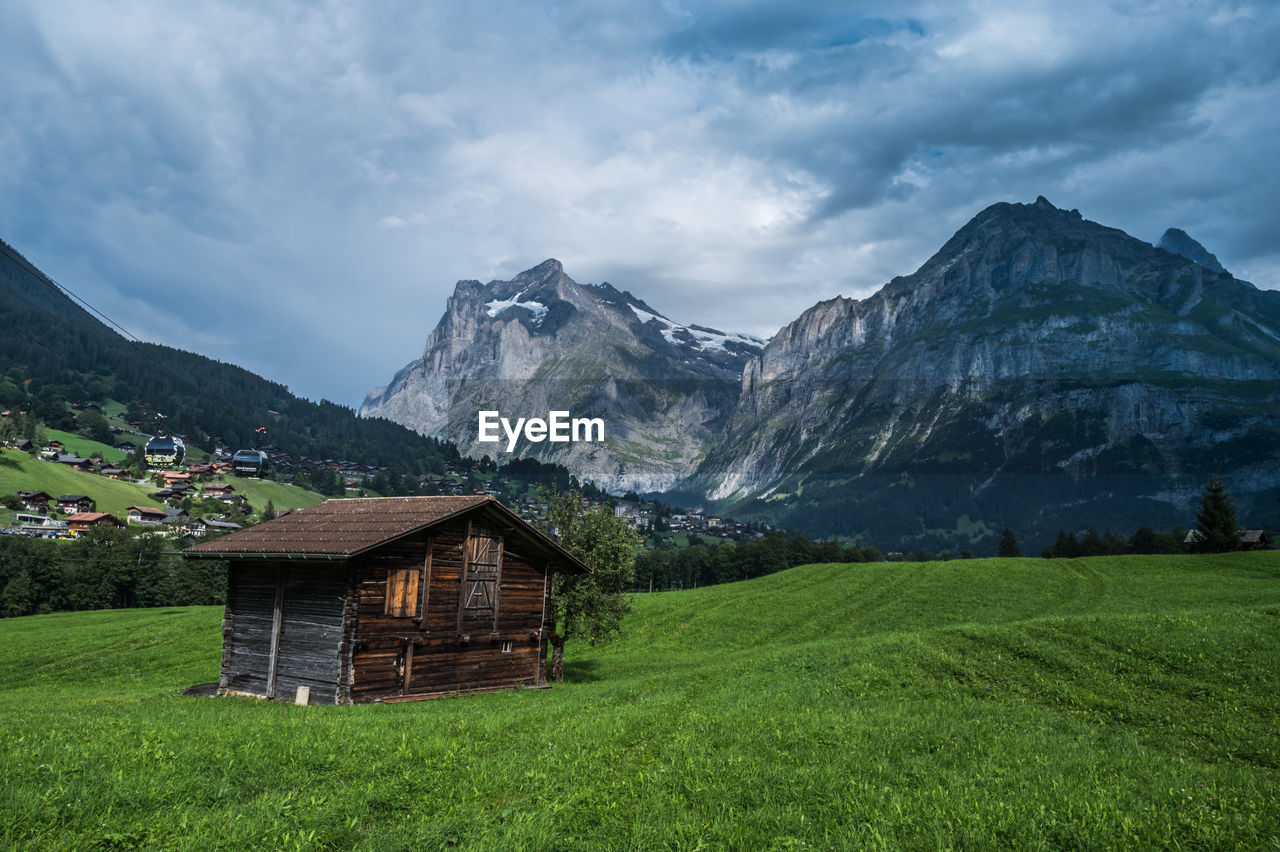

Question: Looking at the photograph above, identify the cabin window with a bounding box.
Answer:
[385,568,420,617]
[461,526,502,615]
[501,640,512,653]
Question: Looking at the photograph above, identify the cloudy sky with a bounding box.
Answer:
[2,1,1277,406]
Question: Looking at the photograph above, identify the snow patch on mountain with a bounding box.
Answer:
[628,303,765,352]
[486,288,549,324]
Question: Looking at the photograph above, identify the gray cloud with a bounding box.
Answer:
[1,0,1276,405]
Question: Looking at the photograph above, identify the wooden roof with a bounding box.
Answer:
[183,496,589,571]
[66,512,119,524]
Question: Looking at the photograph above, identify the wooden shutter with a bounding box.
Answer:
[385,568,420,617]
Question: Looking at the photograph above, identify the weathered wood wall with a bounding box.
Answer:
[220,562,275,697]
[349,516,553,702]
[219,560,346,705]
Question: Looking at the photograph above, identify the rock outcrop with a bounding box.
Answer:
[360,259,764,492]
[691,198,1280,547]
[1158,227,1227,274]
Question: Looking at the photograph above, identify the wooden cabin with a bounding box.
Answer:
[182,496,587,705]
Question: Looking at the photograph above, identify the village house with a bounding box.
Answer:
[160,511,192,535]
[151,486,193,505]
[66,512,123,534]
[1241,529,1270,550]
[127,506,170,526]
[189,518,243,537]
[100,468,131,481]
[57,494,96,514]
[55,454,96,472]
[17,490,52,513]
[201,483,236,495]
[182,496,587,705]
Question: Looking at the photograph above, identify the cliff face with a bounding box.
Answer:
[692,197,1280,546]
[361,200,1280,551]
[360,259,763,492]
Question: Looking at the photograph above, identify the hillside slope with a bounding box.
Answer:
[692,197,1280,548]
[0,237,455,474]
[0,448,325,520]
[2,552,1277,848]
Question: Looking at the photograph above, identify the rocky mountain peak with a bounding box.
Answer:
[526,257,563,276]
[507,258,568,293]
[1158,228,1227,274]
[697,197,1280,549]
[360,259,765,492]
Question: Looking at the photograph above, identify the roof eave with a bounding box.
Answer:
[180,551,350,560]
[180,497,590,573]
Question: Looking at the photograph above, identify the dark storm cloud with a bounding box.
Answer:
[0,1,1276,405]
[660,1,1275,223]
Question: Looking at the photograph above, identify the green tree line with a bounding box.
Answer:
[633,531,884,592]
[0,528,226,618]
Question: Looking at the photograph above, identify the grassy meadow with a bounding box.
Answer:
[0,449,156,518]
[43,428,136,464]
[1,552,1278,849]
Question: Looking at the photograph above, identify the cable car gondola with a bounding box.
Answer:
[232,449,270,477]
[144,436,186,468]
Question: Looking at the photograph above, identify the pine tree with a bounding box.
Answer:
[998,528,1022,557]
[1195,475,1240,553]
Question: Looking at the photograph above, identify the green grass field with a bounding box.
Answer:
[1,553,1277,849]
[0,449,156,518]
[44,428,135,463]
[224,477,326,515]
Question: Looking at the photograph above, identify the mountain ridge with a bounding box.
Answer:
[359,260,765,492]
[689,197,1280,548]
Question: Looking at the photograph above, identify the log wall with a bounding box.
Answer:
[349,517,553,702]
[219,560,346,704]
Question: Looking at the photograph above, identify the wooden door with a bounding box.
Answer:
[458,525,503,633]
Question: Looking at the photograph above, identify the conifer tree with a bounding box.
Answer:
[998,527,1022,557]
[1195,475,1240,553]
